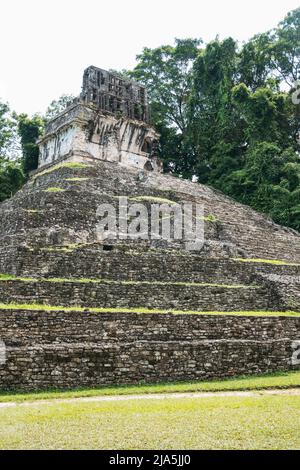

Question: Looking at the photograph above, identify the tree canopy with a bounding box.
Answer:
[131,7,300,231]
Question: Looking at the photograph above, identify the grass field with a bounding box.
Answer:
[0,371,300,450]
[0,393,299,449]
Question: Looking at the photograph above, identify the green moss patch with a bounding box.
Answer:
[202,214,218,222]
[40,242,95,253]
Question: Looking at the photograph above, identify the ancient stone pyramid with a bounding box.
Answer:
[0,67,299,390]
[0,158,299,390]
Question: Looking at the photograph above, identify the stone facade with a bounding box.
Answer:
[0,279,278,311]
[0,309,299,390]
[80,66,151,123]
[38,67,161,172]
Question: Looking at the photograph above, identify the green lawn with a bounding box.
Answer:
[0,370,299,403]
[0,394,299,449]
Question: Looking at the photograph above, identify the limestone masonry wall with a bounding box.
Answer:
[0,310,299,390]
[0,280,276,311]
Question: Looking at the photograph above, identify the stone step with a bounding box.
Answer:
[2,309,299,344]
[0,244,299,284]
[0,277,281,311]
[1,308,299,390]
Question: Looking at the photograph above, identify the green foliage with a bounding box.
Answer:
[45,94,75,121]
[0,102,15,158]
[0,158,24,202]
[0,101,24,202]
[132,9,300,231]
[269,7,300,86]
[130,38,201,176]
[17,114,44,175]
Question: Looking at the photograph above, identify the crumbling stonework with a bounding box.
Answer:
[80,66,151,123]
[38,67,161,172]
[0,309,299,390]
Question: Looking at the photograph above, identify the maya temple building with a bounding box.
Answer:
[38,66,162,172]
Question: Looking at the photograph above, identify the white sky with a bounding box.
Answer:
[1,0,299,115]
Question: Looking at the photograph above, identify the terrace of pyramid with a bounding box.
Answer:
[0,66,299,390]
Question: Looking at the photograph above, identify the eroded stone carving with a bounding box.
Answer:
[38,66,162,172]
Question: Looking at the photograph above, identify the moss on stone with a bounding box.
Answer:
[202,214,218,222]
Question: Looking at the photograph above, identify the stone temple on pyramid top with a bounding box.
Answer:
[38,66,162,172]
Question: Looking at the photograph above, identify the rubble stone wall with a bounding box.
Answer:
[0,309,299,391]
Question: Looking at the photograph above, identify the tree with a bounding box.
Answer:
[270,7,300,87]
[45,94,75,121]
[0,101,19,160]
[130,16,300,230]
[17,114,44,176]
[0,158,24,202]
[238,33,275,91]
[190,37,244,184]
[131,38,202,175]
[0,100,24,201]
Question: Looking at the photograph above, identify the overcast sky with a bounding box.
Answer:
[1,0,299,115]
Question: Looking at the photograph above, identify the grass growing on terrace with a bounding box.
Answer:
[232,258,300,267]
[33,162,90,180]
[40,246,74,253]
[0,274,257,289]
[0,370,299,403]
[0,302,299,317]
[64,177,90,182]
[130,195,178,205]
[43,187,65,193]
[40,242,95,253]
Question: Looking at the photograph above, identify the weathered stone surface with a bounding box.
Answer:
[0,309,299,390]
[37,67,161,172]
[0,279,278,311]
